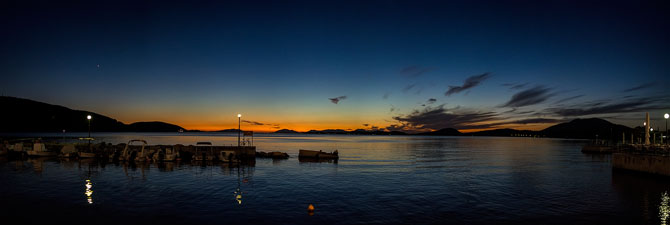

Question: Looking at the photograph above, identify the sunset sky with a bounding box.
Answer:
[2,0,669,132]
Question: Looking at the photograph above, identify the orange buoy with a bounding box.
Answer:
[307,204,315,216]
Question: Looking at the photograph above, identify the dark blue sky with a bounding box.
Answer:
[2,0,669,131]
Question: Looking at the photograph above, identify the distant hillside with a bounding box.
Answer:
[213,129,243,133]
[303,129,406,135]
[0,96,185,132]
[540,118,634,139]
[468,128,537,137]
[275,129,299,133]
[127,122,185,132]
[416,128,462,136]
[416,118,634,139]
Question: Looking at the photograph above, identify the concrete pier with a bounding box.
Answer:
[613,152,670,176]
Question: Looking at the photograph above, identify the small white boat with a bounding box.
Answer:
[79,152,96,158]
[9,142,25,153]
[119,140,148,161]
[59,144,78,158]
[193,142,214,161]
[0,141,9,156]
[77,138,97,158]
[27,142,57,157]
[153,146,180,162]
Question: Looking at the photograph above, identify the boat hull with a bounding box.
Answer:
[299,149,338,159]
[27,151,56,157]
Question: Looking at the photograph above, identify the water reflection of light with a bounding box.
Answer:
[235,187,242,205]
[661,192,669,225]
[85,179,93,204]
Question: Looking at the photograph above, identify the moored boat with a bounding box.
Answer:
[77,137,97,158]
[119,140,148,161]
[218,150,237,163]
[27,141,57,157]
[298,149,339,159]
[59,144,78,158]
[153,146,180,162]
[193,142,215,161]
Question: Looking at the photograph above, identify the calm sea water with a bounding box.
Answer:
[1,133,669,224]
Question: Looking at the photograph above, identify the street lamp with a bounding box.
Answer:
[665,113,669,144]
[87,115,92,145]
[87,115,92,138]
[238,114,242,147]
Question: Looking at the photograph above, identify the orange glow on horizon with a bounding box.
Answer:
[181,122,557,133]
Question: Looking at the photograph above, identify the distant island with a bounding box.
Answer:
[275,129,300,133]
[0,96,642,139]
[275,118,638,140]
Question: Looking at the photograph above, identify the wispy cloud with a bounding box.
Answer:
[622,82,655,92]
[329,96,347,104]
[502,82,529,90]
[426,98,437,104]
[505,118,561,125]
[242,120,281,129]
[445,73,491,96]
[501,86,554,107]
[382,92,390,99]
[402,84,415,93]
[242,120,264,126]
[554,94,584,104]
[547,96,670,117]
[390,105,498,130]
[400,65,434,77]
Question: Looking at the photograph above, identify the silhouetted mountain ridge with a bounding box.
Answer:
[0,96,185,132]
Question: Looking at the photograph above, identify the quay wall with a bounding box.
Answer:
[612,153,670,176]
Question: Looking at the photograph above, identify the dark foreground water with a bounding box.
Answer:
[1,133,669,224]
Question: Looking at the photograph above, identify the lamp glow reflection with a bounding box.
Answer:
[85,179,93,204]
[660,192,669,225]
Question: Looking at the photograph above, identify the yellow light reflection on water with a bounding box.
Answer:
[661,192,669,225]
[234,186,242,205]
[85,179,93,204]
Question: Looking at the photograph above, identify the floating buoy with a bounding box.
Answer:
[307,204,315,215]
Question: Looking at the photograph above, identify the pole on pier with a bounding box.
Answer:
[645,112,650,145]
[237,114,241,147]
[665,113,669,145]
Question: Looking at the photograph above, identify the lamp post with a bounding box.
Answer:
[238,114,242,147]
[665,113,669,144]
[87,115,92,137]
[87,115,92,144]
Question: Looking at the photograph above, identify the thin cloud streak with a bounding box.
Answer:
[242,120,264,126]
[554,94,584,104]
[400,65,434,77]
[623,82,655,92]
[501,86,554,108]
[389,105,498,130]
[502,82,529,90]
[547,96,670,117]
[445,73,491,96]
[329,96,347,104]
